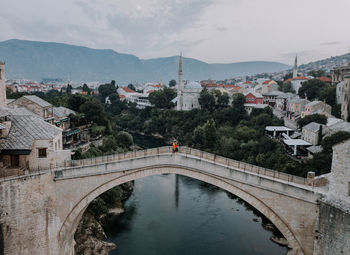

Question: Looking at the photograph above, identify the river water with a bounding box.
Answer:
[106,174,287,255]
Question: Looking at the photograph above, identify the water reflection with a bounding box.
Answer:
[106,174,287,255]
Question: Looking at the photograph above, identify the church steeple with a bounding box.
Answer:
[293,55,298,78]
[177,53,184,111]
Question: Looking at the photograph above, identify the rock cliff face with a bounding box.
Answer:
[74,181,134,255]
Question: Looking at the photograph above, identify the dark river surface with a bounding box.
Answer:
[106,175,287,255]
[105,133,287,255]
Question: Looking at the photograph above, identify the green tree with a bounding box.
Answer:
[203,119,217,148]
[127,84,136,91]
[98,83,117,99]
[283,73,293,81]
[307,70,327,78]
[298,79,328,100]
[279,82,295,93]
[297,114,327,128]
[169,79,176,87]
[198,89,215,110]
[232,93,246,110]
[321,131,350,152]
[102,135,118,152]
[82,83,91,94]
[319,85,336,107]
[66,84,72,94]
[149,90,169,108]
[213,90,229,108]
[79,99,105,124]
[67,94,88,111]
[115,131,133,148]
[163,87,176,102]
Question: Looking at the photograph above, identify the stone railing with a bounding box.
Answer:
[62,146,308,186]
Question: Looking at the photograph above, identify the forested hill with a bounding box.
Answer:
[0,39,290,83]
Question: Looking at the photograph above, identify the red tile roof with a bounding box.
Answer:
[318,76,331,83]
[262,80,272,84]
[122,87,136,93]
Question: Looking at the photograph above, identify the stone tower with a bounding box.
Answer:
[292,55,298,78]
[177,53,184,111]
[0,61,6,108]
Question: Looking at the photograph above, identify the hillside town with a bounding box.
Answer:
[2,52,350,171]
[1,48,350,255]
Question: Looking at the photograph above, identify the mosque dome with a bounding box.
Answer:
[185,81,202,89]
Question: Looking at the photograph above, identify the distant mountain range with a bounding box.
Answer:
[0,39,291,83]
[298,53,350,74]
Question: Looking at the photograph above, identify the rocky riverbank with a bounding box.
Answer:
[74,181,134,255]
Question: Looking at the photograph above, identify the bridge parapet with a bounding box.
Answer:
[59,146,308,186]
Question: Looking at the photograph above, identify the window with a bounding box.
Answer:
[55,142,57,151]
[38,148,47,158]
[348,182,350,196]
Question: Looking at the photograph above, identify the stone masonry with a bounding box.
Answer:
[0,146,349,255]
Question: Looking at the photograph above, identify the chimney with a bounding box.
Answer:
[318,124,323,145]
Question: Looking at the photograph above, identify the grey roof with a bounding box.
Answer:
[0,115,61,151]
[23,95,52,107]
[328,120,350,133]
[307,145,323,154]
[303,122,322,132]
[185,81,202,89]
[0,107,43,119]
[290,132,301,139]
[306,101,322,107]
[53,106,75,118]
[262,91,284,96]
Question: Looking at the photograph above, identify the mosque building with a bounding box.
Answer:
[176,54,202,111]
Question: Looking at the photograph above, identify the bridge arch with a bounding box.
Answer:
[58,165,304,254]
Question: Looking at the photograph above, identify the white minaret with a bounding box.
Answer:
[0,62,7,108]
[177,53,184,111]
[292,55,298,78]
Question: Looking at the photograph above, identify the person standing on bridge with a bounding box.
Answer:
[173,140,179,153]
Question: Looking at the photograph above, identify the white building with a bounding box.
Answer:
[182,82,202,110]
[290,77,310,94]
[176,54,202,111]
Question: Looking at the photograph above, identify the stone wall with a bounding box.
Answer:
[315,201,350,255]
[328,140,350,203]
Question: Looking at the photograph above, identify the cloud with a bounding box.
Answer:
[1,0,350,64]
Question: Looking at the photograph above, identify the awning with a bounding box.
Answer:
[265,126,293,132]
[63,129,80,137]
[283,139,311,146]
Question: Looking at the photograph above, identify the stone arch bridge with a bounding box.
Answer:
[0,146,326,255]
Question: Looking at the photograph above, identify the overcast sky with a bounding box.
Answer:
[1,0,350,65]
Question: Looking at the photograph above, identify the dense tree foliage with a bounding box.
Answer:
[169,80,176,87]
[127,84,136,91]
[82,83,91,94]
[98,82,117,99]
[279,82,295,93]
[298,79,328,100]
[148,88,176,108]
[307,70,327,78]
[297,114,327,128]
